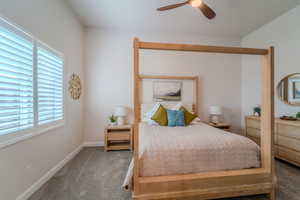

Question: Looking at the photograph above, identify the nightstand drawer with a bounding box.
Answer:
[247,127,260,138]
[246,119,261,130]
[107,131,130,141]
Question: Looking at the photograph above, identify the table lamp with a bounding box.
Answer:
[209,106,222,124]
[114,106,128,126]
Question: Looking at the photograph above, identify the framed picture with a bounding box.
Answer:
[153,81,182,102]
[293,81,300,99]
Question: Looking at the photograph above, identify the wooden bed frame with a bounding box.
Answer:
[133,38,276,200]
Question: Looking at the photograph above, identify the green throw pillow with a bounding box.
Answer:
[180,106,197,125]
[151,104,168,126]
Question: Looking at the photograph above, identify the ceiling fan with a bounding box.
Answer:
[157,0,216,20]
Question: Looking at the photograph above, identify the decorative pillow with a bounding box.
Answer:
[167,110,185,127]
[151,104,168,126]
[180,106,197,125]
[143,103,160,125]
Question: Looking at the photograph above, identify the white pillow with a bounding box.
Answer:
[171,102,183,110]
[142,103,160,125]
[190,117,202,125]
[171,102,194,113]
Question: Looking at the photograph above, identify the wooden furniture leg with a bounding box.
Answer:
[267,188,276,200]
[104,128,108,152]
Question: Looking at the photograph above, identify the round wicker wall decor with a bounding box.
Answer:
[68,73,82,100]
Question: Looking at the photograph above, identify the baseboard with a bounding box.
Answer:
[16,144,83,200]
[83,141,104,147]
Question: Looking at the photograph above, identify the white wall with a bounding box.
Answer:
[84,29,242,143]
[0,0,84,199]
[241,5,300,128]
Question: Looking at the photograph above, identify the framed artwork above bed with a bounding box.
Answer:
[153,81,182,102]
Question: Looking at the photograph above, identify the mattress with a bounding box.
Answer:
[122,122,260,190]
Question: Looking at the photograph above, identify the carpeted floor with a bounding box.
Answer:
[29,147,300,200]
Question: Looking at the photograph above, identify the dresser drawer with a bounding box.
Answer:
[277,135,300,152]
[276,146,300,167]
[246,119,261,130]
[246,127,260,138]
[277,124,300,140]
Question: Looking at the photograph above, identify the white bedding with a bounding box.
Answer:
[139,122,260,176]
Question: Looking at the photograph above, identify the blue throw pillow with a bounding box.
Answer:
[167,110,185,127]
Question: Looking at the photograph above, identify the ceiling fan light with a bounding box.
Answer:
[190,0,202,8]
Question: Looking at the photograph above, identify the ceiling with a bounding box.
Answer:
[67,0,300,38]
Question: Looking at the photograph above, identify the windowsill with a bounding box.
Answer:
[0,121,64,150]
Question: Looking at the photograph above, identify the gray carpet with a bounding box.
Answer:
[29,147,300,200]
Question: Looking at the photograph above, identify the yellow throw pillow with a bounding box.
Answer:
[151,104,168,126]
[180,106,197,125]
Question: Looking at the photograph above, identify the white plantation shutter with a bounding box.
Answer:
[0,17,64,138]
[0,22,34,135]
[37,45,63,125]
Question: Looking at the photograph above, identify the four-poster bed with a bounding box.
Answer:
[132,38,275,200]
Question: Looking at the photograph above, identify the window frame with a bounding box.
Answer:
[0,16,65,149]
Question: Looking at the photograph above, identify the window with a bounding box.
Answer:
[0,23,34,135]
[37,45,64,125]
[0,17,64,137]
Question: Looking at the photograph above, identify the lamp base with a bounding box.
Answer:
[210,115,221,124]
[117,116,126,126]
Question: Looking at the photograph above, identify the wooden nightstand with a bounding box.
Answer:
[104,125,133,151]
[208,122,231,131]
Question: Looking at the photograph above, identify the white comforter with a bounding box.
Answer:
[139,122,260,176]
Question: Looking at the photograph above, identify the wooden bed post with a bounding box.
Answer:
[194,77,199,115]
[133,37,141,195]
[261,47,275,199]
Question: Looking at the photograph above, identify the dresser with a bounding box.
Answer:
[245,115,300,167]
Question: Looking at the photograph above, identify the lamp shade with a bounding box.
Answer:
[114,106,128,116]
[209,106,222,115]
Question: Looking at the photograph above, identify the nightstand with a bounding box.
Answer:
[104,125,133,151]
[208,122,231,131]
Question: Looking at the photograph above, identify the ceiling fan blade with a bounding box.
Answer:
[198,2,216,19]
[157,1,189,11]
